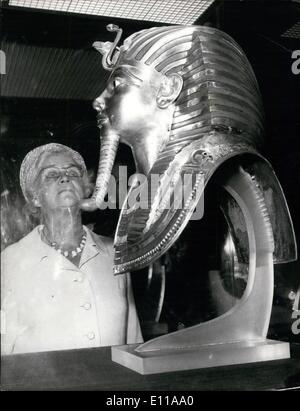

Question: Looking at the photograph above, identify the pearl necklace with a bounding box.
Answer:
[43,228,87,258]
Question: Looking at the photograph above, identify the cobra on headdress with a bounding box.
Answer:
[93,24,123,70]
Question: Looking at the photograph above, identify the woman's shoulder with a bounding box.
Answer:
[86,227,114,255]
[1,226,42,286]
[1,226,41,260]
[95,233,114,248]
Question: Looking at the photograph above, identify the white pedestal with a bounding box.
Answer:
[111,340,290,375]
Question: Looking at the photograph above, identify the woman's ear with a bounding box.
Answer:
[84,181,93,198]
[156,73,183,109]
[32,193,41,208]
[84,187,92,198]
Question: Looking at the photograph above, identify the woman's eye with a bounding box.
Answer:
[67,166,82,177]
[45,171,59,179]
[68,170,81,177]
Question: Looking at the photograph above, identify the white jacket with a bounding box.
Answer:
[1,225,143,355]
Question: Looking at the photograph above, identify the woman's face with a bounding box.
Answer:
[33,152,87,213]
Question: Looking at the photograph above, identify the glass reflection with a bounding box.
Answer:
[132,183,250,341]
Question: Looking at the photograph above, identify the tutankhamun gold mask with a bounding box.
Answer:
[82,24,296,273]
[82,25,297,372]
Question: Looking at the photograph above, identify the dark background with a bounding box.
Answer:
[1,0,299,342]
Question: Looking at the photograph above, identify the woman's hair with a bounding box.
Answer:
[20,143,88,205]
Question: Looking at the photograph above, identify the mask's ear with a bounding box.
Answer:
[156,73,183,109]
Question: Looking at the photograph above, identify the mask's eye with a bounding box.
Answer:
[112,77,123,89]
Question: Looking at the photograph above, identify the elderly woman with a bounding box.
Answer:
[1,143,142,355]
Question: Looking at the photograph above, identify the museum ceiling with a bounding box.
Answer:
[0,0,217,100]
[1,0,299,100]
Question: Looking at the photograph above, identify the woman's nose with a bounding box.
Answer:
[59,172,70,183]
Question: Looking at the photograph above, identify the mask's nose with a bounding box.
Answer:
[93,97,105,112]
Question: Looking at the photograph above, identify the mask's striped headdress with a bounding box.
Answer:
[95,25,264,157]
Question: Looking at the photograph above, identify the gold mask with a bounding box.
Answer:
[83,25,296,275]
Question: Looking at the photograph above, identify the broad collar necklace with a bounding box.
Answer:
[42,226,87,258]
